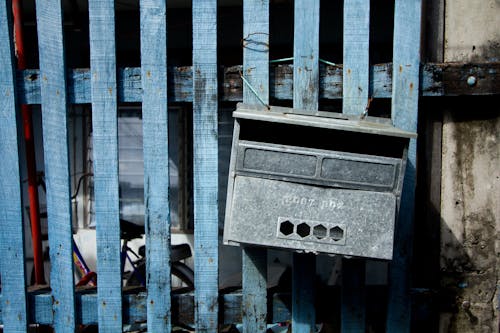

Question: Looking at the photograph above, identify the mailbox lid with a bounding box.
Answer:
[223,175,396,260]
[233,103,417,139]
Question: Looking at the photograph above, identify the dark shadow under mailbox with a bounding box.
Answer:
[223,103,417,260]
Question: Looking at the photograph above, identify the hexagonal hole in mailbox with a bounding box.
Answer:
[313,224,327,239]
[279,220,294,236]
[297,222,311,238]
[330,226,344,241]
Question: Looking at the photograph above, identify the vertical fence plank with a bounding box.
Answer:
[140,0,171,331]
[0,1,28,331]
[342,0,370,116]
[292,1,319,332]
[341,1,370,332]
[242,1,269,332]
[35,0,76,330]
[293,0,320,111]
[387,0,422,332]
[192,0,219,331]
[88,0,122,331]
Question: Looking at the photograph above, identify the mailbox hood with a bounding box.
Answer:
[233,103,417,139]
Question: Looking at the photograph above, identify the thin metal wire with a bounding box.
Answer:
[239,70,271,110]
[269,57,336,66]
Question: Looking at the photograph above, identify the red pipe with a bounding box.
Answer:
[13,0,46,285]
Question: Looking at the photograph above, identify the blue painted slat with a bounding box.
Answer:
[293,0,320,111]
[35,0,76,331]
[341,1,370,331]
[243,0,269,106]
[242,0,269,332]
[342,0,370,116]
[192,0,219,331]
[88,0,122,331]
[140,0,171,331]
[292,2,320,332]
[387,0,422,332]
[0,1,28,331]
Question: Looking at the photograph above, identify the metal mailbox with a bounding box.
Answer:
[223,103,416,260]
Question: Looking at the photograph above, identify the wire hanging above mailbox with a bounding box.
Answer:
[223,103,416,260]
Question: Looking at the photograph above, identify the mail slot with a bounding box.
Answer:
[223,103,416,260]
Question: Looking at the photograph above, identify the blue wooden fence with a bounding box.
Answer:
[0,0,421,331]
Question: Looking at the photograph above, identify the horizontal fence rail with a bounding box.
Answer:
[15,63,499,105]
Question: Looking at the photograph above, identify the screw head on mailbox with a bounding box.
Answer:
[223,103,416,260]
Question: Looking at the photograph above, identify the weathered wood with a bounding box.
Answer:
[241,1,269,332]
[16,63,500,105]
[292,2,320,332]
[192,0,219,331]
[35,0,76,331]
[0,292,292,326]
[386,0,422,332]
[341,1,370,331]
[0,1,28,331]
[291,2,320,332]
[293,0,320,110]
[88,0,122,331]
[343,0,370,115]
[139,0,172,331]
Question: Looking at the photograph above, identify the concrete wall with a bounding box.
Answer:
[440,1,500,331]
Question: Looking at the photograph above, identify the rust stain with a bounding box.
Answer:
[208,257,214,264]
[347,68,351,75]
[150,300,154,305]
[146,70,151,78]
[409,82,414,91]
[108,87,113,95]
[399,65,403,73]
[43,75,48,81]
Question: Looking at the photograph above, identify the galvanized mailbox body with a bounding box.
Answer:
[223,104,416,260]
